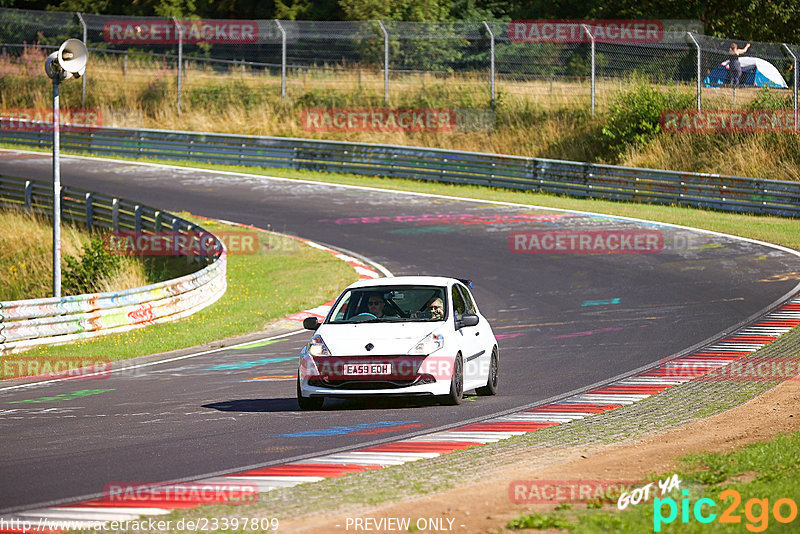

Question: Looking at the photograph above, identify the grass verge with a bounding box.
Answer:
[507,430,800,532]
[3,216,357,367]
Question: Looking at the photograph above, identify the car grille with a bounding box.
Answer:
[309,374,436,390]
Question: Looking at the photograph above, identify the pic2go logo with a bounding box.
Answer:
[654,489,799,532]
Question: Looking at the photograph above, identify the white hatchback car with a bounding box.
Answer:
[297,276,498,410]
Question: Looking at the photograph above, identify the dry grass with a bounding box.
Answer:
[0,208,149,300]
[1,47,798,180]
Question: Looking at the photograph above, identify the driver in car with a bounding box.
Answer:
[367,293,390,317]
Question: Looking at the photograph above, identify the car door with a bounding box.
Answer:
[454,283,485,385]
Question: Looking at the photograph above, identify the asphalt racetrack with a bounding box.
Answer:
[1,151,799,512]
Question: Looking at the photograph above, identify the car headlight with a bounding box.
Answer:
[308,334,331,357]
[409,333,444,355]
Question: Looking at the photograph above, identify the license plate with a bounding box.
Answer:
[345,363,391,375]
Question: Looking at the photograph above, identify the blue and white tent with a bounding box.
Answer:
[704,57,788,88]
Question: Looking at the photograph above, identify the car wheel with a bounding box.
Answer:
[297,376,324,410]
[476,347,498,396]
[441,354,463,406]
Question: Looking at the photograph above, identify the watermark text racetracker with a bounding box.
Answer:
[661,109,800,133]
[104,231,259,256]
[301,108,495,133]
[1,356,111,380]
[103,19,258,44]
[0,109,102,132]
[104,481,258,505]
[510,230,663,254]
[508,19,703,43]
[302,354,492,382]
[510,480,636,504]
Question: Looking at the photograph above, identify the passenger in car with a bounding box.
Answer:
[414,297,444,320]
[426,297,445,320]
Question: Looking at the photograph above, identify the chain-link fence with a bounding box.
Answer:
[0,7,797,119]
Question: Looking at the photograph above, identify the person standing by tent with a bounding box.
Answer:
[728,42,751,86]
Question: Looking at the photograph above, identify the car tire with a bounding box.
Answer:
[476,347,498,396]
[440,353,463,406]
[297,376,324,410]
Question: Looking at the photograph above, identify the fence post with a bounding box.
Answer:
[378,20,389,105]
[52,78,62,298]
[112,198,119,232]
[24,180,32,210]
[581,24,595,115]
[85,192,93,227]
[173,17,183,112]
[275,20,287,101]
[686,32,702,111]
[482,21,495,106]
[134,205,142,233]
[783,44,798,131]
[76,13,87,107]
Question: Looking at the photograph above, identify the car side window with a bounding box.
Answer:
[458,285,476,314]
[451,286,466,321]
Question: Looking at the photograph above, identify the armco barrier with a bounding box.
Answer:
[0,175,227,355]
[1,122,798,217]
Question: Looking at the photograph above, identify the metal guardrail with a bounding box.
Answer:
[1,123,798,217]
[0,175,227,354]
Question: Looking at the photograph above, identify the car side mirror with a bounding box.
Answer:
[303,317,320,331]
[457,314,479,329]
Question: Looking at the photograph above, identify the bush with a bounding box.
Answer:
[746,86,793,110]
[600,83,695,162]
[62,237,122,295]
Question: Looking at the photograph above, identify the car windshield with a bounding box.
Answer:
[327,285,447,324]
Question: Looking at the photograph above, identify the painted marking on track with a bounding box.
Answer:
[582,298,621,306]
[495,333,524,340]
[352,423,424,435]
[7,388,115,404]
[203,356,296,371]
[277,421,420,438]
[231,339,284,350]
[550,324,650,339]
[387,226,456,234]
[245,375,296,381]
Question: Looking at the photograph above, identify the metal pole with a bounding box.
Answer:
[783,44,798,131]
[173,17,182,112]
[378,20,389,105]
[581,25,595,115]
[482,21,495,106]
[52,78,61,298]
[275,20,286,100]
[77,13,87,107]
[686,32,702,111]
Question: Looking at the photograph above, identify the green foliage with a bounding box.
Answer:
[746,86,793,110]
[600,82,695,162]
[187,81,267,112]
[62,237,122,295]
[339,0,450,21]
[507,512,573,530]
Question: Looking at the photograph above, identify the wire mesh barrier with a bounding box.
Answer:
[0,175,227,354]
[1,123,797,218]
[0,7,797,115]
